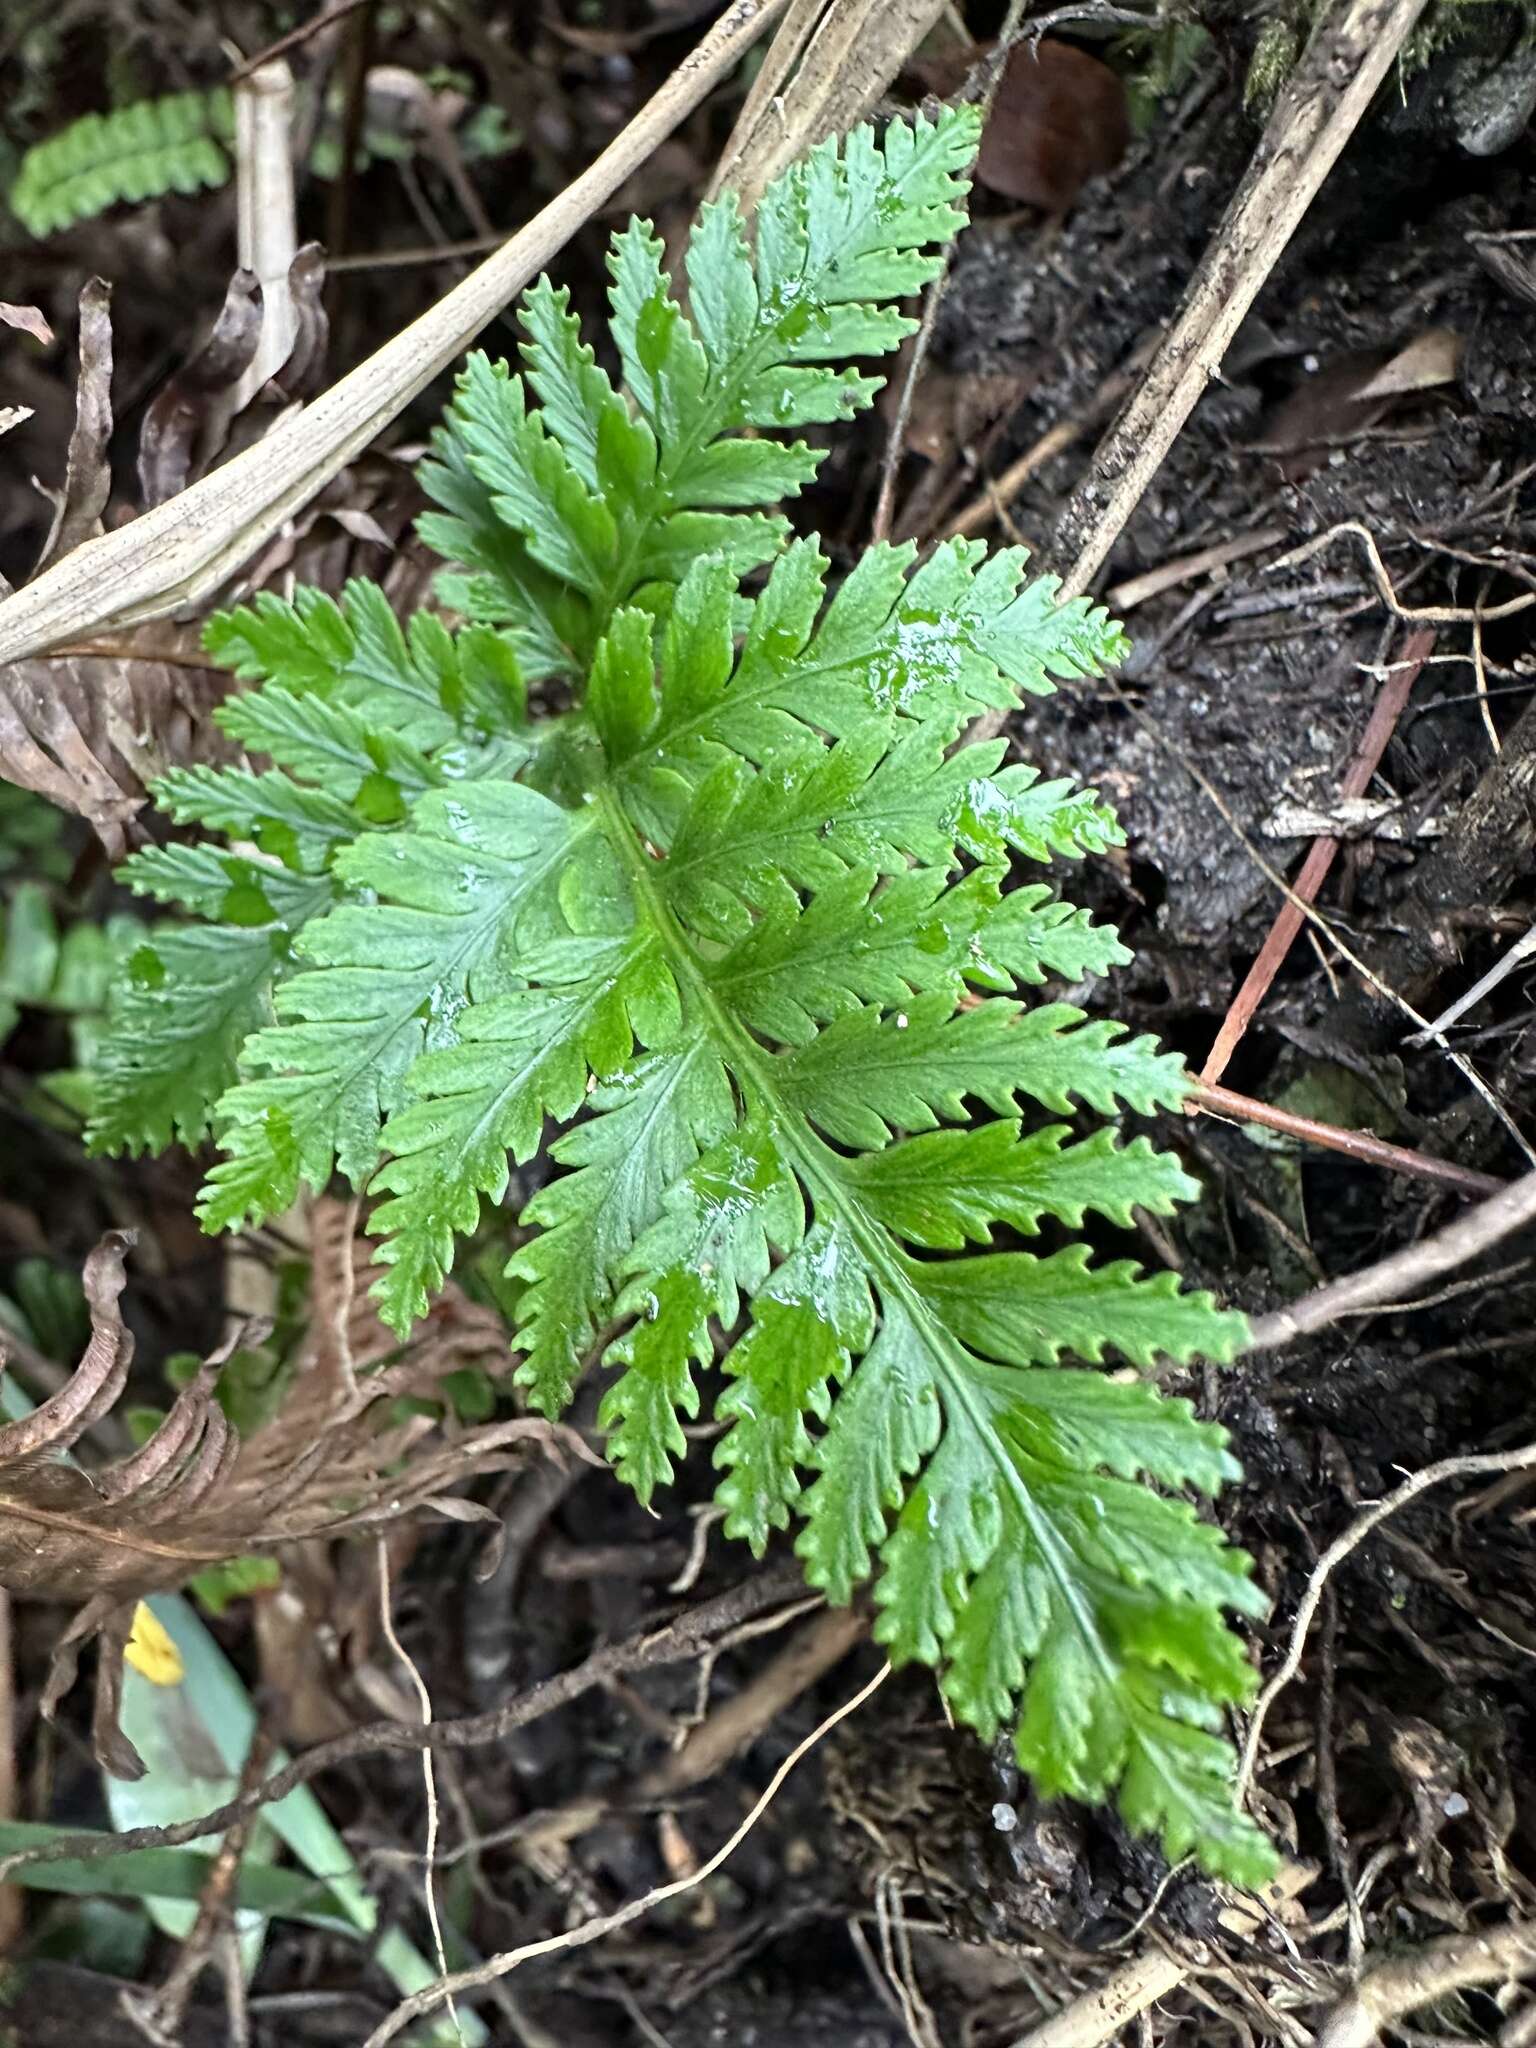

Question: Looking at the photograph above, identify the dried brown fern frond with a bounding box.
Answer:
[0,1228,580,1775]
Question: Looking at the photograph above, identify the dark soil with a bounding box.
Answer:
[3,6,1536,2045]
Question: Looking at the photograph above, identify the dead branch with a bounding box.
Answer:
[1053,0,1431,597]
[1245,1168,1536,1351]
[1318,1920,1536,2048]
[709,0,945,214]
[1010,1860,1315,2048]
[1191,1080,1503,1201]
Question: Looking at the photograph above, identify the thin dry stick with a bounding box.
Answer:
[1191,1080,1504,1201]
[325,230,510,272]
[1105,527,1287,613]
[1200,628,1434,1087]
[228,0,383,83]
[1269,521,1536,628]
[871,269,951,545]
[0,0,790,666]
[519,1600,869,1854]
[1407,920,1536,1045]
[1319,1922,1536,2048]
[1055,0,1431,599]
[360,1662,892,2047]
[1472,602,1501,757]
[1238,1437,1536,1798]
[0,1592,18,1952]
[941,354,1142,542]
[129,1726,275,2043]
[1244,1165,1536,1352]
[375,1536,458,2044]
[44,640,231,671]
[1011,1861,1315,2048]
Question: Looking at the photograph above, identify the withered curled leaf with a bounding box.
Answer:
[1,1229,572,1776]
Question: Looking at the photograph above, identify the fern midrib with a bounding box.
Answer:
[596,785,1123,1698]
[594,118,961,633]
[611,575,1023,800]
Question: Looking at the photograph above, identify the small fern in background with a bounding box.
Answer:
[7,75,517,238]
[9,89,235,236]
[88,107,1273,1883]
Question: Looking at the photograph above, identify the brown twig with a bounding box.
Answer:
[127,1726,275,2044]
[1071,667,1536,1165]
[1190,1080,1504,1201]
[1054,0,1430,597]
[44,641,231,672]
[229,0,375,82]
[1200,628,1435,1086]
[941,351,1143,542]
[0,1567,806,1883]
[1243,1166,1536,1352]
[871,270,951,545]
[1105,525,1287,613]
[324,231,511,271]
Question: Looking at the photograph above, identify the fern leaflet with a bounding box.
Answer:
[10,90,234,237]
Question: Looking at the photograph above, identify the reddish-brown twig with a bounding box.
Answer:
[228,0,374,82]
[1201,626,1435,1087]
[1190,1079,1503,1201]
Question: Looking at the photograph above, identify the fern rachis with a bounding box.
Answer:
[92,107,1273,1884]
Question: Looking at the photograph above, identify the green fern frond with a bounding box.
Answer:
[418,108,982,666]
[10,89,234,236]
[107,107,1272,1884]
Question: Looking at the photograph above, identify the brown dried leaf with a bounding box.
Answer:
[0,258,334,844]
[0,1232,575,1773]
[1254,330,1463,481]
[1254,348,1395,465]
[1352,326,1464,402]
[0,629,234,855]
[138,271,265,510]
[270,242,329,401]
[879,349,1033,463]
[0,304,52,347]
[34,279,113,571]
[912,38,1129,213]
